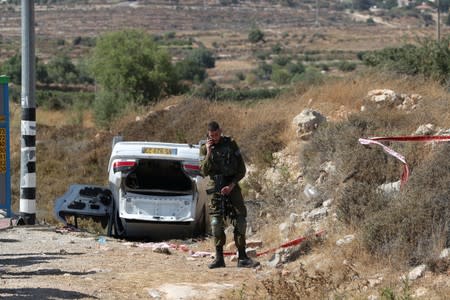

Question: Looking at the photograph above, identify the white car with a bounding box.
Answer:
[54,137,209,239]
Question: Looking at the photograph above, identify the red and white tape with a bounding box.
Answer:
[359,135,450,186]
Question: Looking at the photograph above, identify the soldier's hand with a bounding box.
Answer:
[206,138,214,154]
[221,183,235,195]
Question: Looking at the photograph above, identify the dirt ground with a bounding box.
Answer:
[0,223,266,300]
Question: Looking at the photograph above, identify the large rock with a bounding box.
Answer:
[362,90,422,112]
[292,109,326,139]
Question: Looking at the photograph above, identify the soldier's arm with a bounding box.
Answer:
[230,140,246,184]
[200,144,213,177]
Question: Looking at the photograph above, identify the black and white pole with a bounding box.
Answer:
[19,0,36,225]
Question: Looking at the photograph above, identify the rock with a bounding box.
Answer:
[267,252,282,268]
[366,89,399,104]
[246,248,257,258]
[153,247,171,255]
[336,235,355,246]
[292,109,326,138]
[246,240,263,249]
[289,213,300,224]
[147,288,161,299]
[144,111,157,120]
[377,181,401,195]
[407,264,426,281]
[163,105,177,111]
[229,255,238,262]
[439,248,449,259]
[414,123,436,135]
[303,183,319,201]
[225,242,236,251]
[322,198,333,208]
[307,207,328,221]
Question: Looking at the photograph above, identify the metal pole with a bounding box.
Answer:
[436,0,441,42]
[19,0,36,225]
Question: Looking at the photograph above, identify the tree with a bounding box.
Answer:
[47,54,79,84]
[185,47,215,69]
[89,29,179,106]
[0,54,49,85]
[248,27,265,44]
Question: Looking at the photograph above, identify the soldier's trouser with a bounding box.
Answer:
[210,185,247,248]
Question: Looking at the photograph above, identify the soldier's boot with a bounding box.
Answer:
[237,247,260,268]
[208,246,226,269]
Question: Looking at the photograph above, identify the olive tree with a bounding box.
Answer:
[89,29,180,125]
[90,29,179,103]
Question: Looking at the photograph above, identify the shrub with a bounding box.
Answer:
[363,144,450,265]
[337,61,357,72]
[291,67,324,85]
[273,55,290,66]
[271,43,283,54]
[185,47,215,69]
[271,67,291,85]
[362,38,450,84]
[215,87,281,101]
[192,79,220,100]
[248,27,265,44]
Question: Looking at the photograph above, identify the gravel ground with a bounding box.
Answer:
[0,224,263,300]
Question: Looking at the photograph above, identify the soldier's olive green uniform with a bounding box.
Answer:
[200,136,247,249]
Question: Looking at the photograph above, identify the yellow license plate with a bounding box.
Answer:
[142,147,175,155]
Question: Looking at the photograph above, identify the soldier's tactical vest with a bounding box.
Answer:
[210,136,239,177]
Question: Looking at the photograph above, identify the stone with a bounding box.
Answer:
[292,109,326,136]
[307,207,328,221]
[414,124,436,136]
[289,213,300,224]
[246,240,263,248]
[336,235,355,246]
[407,264,426,281]
[439,248,449,259]
[267,252,282,268]
[303,183,319,201]
[322,198,333,208]
[377,181,401,195]
[246,248,257,258]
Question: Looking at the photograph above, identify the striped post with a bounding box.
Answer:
[0,76,11,218]
[19,0,36,225]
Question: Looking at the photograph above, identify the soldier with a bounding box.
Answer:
[200,121,260,269]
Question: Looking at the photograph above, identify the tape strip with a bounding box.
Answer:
[359,135,450,185]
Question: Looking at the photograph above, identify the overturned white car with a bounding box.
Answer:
[54,138,209,240]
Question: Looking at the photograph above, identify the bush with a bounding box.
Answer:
[273,55,290,66]
[291,67,324,85]
[184,47,215,69]
[248,27,265,44]
[216,87,281,101]
[93,90,130,128]
[192,79,220,100]
[363,144,450,265]
[175,60,207,82]
[362,38,450,84]
[337,61,357,72]
[271,67,291,85]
